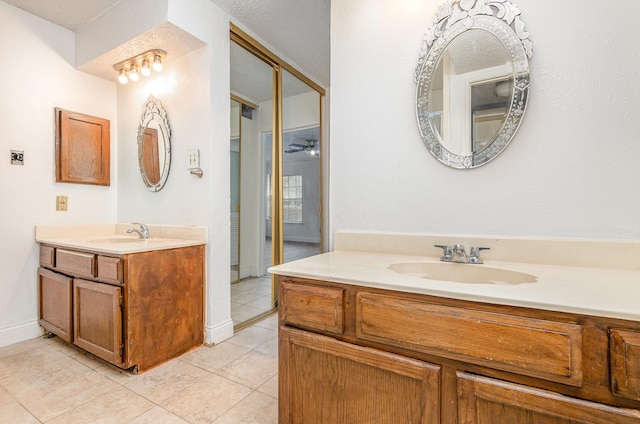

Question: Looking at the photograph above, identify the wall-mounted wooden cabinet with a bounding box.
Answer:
[55,108,110,186]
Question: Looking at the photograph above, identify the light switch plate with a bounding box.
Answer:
[56,195,68,211]
[186,149,200,169]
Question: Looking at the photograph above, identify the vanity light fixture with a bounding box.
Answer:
[128,67,140,82]
[152,54,163,72]
[113,49,167,85]
[117,69,128,85]
[140,60,151,77]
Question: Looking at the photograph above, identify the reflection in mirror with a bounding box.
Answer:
[230,40,275,328]
[137,95,171,190]
[428,29,512,155]
[230,99,241,284]
[281,68,321,264]
[415,0,532,168]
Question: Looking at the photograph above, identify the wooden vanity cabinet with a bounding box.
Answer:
[38,244,204,373]
[278,276,640,423]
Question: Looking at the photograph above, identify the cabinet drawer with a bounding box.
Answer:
[356,292,583,386]
[97,256,123,284]
[281,282,345,333]
[610,329,640,401]
[56,249,96,278]
[39,245,55,268]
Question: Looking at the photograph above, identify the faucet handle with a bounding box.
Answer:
[468,246,490,264]
[434,245,453,261]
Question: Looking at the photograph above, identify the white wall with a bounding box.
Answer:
[330,0,640,241]
[0,2,118,347]
[113,0,234,344]
[0,0,234,347]
[2,0,330,348]
[116,47,211,225]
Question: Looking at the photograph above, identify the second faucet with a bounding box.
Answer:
[434,244,489,264]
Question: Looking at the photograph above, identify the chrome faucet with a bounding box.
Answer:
[434,244,489,264]
[127,222,151,239]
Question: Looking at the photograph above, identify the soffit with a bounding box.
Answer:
[1,0,330,87]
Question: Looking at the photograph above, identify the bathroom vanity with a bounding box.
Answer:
[271,232,640,423]
[36,224,206,373]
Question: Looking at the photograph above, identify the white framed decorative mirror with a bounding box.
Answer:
[415,0,533,169]
[137,95,171,191]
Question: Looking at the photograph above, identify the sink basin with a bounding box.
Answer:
[388,262,537,285]
[87,237,162,244]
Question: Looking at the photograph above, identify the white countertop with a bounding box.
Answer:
[35,224,206,255]
[269,232,640,322]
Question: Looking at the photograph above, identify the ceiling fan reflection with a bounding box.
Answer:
[285,138,319,156]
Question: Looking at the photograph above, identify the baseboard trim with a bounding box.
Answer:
[204,319,234,345]
[0,320,43,349]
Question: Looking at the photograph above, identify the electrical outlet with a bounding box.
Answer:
[186,149,200,169]
[11,150,24,165]
[56,195,68,211]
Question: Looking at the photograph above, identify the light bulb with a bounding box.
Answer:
[140,60,151,77]
[128,67,139,82]
[152,55,163,72]
[117,69,128,84]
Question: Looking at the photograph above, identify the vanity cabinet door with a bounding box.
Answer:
[457,372,640,424]
[73,279,123,366]
[610,329,640,401]
[280,327,440,424]
[38,268,73,342]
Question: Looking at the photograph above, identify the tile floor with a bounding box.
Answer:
[0,313,279,423]
[231,240,320,328]
[231,277,274,327]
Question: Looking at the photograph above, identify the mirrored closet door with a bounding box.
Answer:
[230,26,325,329]
[230,39,275,328]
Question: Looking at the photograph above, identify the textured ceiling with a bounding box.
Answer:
[1,0,123,31]
[0,0,330,87]
[213,0,330,87]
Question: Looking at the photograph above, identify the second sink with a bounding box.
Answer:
[87,236,163,244]
[388,262,537,285]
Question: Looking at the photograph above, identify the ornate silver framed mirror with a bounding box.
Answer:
[137,95,171,191]
[415,0,532,169]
